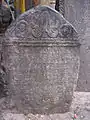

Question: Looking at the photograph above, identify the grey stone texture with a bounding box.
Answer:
[1,92,90,120]
[1,112,26,120]
[0,5,12,33]
[0,5,11,97]
[65,0,90,91]
[71,92,90,120]
[55,0,65,16]
[25,92,90,120]
[0,34,8,99]
[4,5,80,114]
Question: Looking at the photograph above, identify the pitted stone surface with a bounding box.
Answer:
[1,112,26,120]
[4,5,80,114]
[65,0,90,91]
[5,5,77,40]
[1,92,90,120]
[0,5,12,33]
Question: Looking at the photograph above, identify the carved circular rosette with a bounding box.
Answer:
[31,24,43,38]
[60,24,73,38]
[46,27,59,38]
[46,20,59,38]
[15,20,28,38]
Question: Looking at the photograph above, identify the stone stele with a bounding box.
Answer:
[4,5,80,114]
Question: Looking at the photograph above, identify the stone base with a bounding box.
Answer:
[1,92,90,120]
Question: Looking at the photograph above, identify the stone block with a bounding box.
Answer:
[4,5,80,114]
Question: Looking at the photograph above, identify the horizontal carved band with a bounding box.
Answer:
[4,40,80,47]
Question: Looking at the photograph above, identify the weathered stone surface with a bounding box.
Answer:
[0,34,8,98]
[71,92,90,120]
[1,112,26,120]
[5,5,77,39]
[65,0,90,91]
[0,5,12,33]
[4,5,80,114]
[55,0,65,16]
[1,92,90,120]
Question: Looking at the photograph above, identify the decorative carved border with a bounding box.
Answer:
[4,40,80,47]
[5,6,77,41]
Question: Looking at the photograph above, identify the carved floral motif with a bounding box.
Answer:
[60,24,73,38]
[5,6,76,39]
[31,24,43,38]
[46,19,59,38]
[15,20,28,38]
